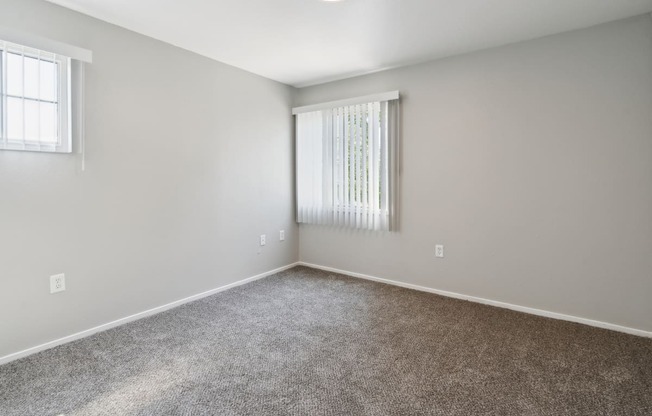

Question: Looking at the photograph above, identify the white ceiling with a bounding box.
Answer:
[46,0,652,87]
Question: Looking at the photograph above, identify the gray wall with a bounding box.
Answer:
[296,16,652,332]
[1,2,650,360]
[0,0,298,358]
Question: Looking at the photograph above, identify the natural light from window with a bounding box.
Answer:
[0,40,71,153]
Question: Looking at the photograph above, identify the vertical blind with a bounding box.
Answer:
[295,94,399,231]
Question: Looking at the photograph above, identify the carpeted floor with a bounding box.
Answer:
[1,266,651,415]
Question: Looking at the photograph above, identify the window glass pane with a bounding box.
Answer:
[7,52,23,96]
[1,43,69,152]
[39,102,58,143]
[24,100,39,141]
[39,60,57,102]
[7,97,24,140]
[24,56,39,100]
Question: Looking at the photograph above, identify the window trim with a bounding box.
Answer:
[0,25,93,64]
[0,40,72,153]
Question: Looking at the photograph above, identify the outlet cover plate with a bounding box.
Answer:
[50,274,66,294]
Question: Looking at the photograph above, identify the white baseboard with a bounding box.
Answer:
[0,262,300,366]
[298,262,652,339]
[4,260,648,366]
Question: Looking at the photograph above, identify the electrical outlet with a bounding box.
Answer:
[260,234,266,246]
[435,245,444,258]
[50,274,66,294]
[279,230,285,241]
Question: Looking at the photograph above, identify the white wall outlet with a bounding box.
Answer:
[435,245,444,258]
[50,274,66,294]
[279,230,285,241]
[260,234,266,246]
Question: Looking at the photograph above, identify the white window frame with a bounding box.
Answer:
[0,40,72,153]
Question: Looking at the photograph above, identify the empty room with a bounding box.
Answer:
[1,0,651,414]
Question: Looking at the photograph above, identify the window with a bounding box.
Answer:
[294,92,400,231]
[0,39,71,153]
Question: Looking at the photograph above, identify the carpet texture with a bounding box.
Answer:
[1,266,651,415]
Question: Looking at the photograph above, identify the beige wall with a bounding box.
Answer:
[0,0,298,358]
[296,15,652,332]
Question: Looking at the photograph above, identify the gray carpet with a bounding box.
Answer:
[1,266,651,416]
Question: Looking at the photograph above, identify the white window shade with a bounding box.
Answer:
[295,93,400,231]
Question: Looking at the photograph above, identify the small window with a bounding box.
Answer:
[293,92,400,231]
[0,40,71,153]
